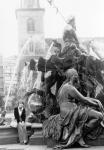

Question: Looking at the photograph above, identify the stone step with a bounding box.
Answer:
[0,123,42,145]
[0,126,18,145]
[29,131,104,147]
[29,131,46,145]
[0,124,32,145]
[0,135,18,145]
[0,123,104,146]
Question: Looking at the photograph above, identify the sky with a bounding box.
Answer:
[0,0,104,57]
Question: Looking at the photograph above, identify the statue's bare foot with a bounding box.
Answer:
[53,145,64,150]
[78,137,90,148]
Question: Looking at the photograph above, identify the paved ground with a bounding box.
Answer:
[0,145,104,150]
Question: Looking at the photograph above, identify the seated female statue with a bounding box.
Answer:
[43,68,104,149]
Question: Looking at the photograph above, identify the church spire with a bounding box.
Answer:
[21,0,40,8]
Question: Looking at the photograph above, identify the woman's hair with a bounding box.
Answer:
[18,101,24,106]
[65,68,78,81]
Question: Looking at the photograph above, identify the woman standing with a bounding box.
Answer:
[14,101,28,144]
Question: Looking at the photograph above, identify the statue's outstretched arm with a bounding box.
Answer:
[68,85,98,107]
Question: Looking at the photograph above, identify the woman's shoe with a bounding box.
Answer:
[24,141,28,145]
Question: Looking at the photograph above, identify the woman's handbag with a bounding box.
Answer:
[10,119,17,128]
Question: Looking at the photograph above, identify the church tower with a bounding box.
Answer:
[16,0,45,59]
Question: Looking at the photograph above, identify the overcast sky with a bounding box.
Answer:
[0,0,104,57]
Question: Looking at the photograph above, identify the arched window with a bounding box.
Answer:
[27,18,35,33]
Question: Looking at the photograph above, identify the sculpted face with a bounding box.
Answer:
[66,68,79,88]
[73,74,79,89]
[51,46,60,56]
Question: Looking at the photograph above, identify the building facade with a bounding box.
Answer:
[16,0,45,59]
[3,56,17,95]
[3,0,46,94]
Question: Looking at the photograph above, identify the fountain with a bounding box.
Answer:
[0,37,35,144]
